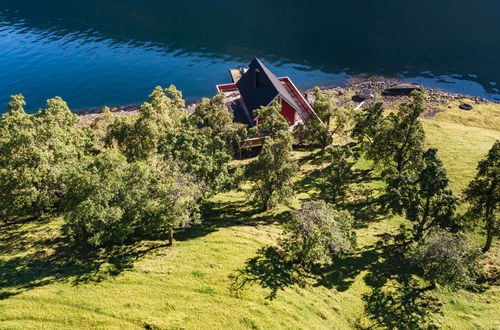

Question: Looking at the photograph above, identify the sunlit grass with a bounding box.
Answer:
[0,100,499,329]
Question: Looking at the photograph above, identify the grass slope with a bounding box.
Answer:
[0,100,499,329]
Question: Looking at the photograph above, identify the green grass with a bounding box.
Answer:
[422,119,500,193]
[430,97,500,131]
[1,100,499,329]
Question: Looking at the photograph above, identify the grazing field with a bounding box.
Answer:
[0,98,499,329]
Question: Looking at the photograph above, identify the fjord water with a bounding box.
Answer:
[0,1,499,112]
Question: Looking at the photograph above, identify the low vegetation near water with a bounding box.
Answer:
[0,86,499,329]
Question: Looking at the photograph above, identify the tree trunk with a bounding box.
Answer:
[415,198,431,241]
[415,223,424,241]
[483,221,493,253]
[167,227,175,246]
[396,156,404,173]
[34,203,44,220]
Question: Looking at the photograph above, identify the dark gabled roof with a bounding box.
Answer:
[236,58,301,117]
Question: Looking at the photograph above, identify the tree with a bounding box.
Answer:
[192,93,233,137]
[464,140,499,252]
[106,85,187,161]
[368,91,426,173]
[279,201,356,268]
[64,150,202,246]
[192,93,248,155]
[247,104,297,210]
[253,102,290,139]
[158,128,232,195]
[0,95,94,219]
[325,145,354,203]
[249,133,297,210]
[385,148,458,241]
[303,87,352,149]
[90,106,116,147]
[230,202,356,300]
[406,230,481,289]
[351,102,385,148]
[305,87,332,148]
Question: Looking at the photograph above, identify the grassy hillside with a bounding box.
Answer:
[0,97,499,329]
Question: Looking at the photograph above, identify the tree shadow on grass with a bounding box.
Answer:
[295,180,390,229]
[313,246,382,292]
[343,194,390,229]
[175,198,291,242]
[357,242,443,329]
[229,242,391,299]
[294,168,331,201]
[229,246,308,300]
[0,191,287,301]
[296,148,329,167]
[231,237,443,328]
[0,220,166,300]
[360,279,443,329]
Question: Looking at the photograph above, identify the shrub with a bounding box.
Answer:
[279,201,356,267]
[406,230,482,288]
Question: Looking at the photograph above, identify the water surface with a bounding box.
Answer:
[0,0,499,112]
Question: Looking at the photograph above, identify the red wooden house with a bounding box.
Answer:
[216,58,319,130]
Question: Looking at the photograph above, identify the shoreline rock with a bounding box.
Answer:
[78,77,498,124]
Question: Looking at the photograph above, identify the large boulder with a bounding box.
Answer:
[382,83,423,96]
[352,89,374,102]
[459,103,473,110]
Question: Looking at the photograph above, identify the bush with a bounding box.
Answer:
[406,230,482,289]
[279,201,356,267]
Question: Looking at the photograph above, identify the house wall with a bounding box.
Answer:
[280,98,296,125]
[279,77,315,115]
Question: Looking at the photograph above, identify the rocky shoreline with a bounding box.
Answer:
[341,76,493,104]
[78,77,498,124]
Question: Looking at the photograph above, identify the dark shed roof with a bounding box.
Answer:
[236,58,301,117]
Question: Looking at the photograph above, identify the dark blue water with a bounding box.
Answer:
[0,1,499,112]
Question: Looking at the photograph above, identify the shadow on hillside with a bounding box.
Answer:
[344,195,389,229]
[175,198,291,242]
[294,168,331,201]
[313,246,382,292]
[319,241,443,328]
[0,221,165,300]
[296,148,329,166]
[0,192,285,300]
[361,277,442,329]
[229,246,308,300]
[231,237,443,327]
[229,243,391,300]
[358,244,443,329]
[294,159,389,227]
[294,150,330,201]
